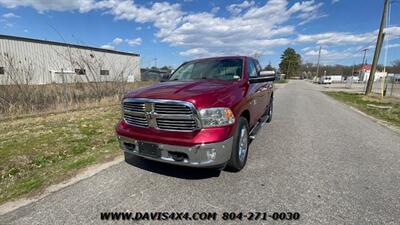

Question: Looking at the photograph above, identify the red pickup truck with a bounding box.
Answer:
[116,56,275,171]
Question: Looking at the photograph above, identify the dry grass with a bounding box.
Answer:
[0,81,155,119]
[0,81,155,204]
[0,104,122,204]
[325,92,400,128]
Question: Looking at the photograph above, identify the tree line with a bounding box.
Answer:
[275,48,400,78]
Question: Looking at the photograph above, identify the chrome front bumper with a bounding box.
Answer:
[117,135,233,168]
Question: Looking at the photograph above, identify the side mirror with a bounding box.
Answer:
[249,75,275,83]
[260,70,275,77]
[249,71,275,83]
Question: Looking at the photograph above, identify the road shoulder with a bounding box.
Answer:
[0,156,123,216]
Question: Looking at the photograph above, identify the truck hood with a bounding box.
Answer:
[125,80,244,108]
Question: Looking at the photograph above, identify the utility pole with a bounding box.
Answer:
[361,49,368,65]
[365,0,389,95]
[359,49,368,80]
[316,46,322,77]
[153,58,158,68]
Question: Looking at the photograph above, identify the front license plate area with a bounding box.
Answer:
[138,142,161,158]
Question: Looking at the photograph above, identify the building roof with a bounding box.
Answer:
[0,34,139,57]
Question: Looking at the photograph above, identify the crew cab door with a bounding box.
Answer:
[254,60,272,113]
[247,59,269,124]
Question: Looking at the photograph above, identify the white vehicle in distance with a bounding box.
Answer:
[319,76,332,84]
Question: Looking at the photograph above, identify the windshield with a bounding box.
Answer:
[169,59,243,81]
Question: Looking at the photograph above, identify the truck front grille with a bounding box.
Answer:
[156,118,197,131]
[123,99,200,132]
[124,114,148,128]
[154,103,192,114]
[123,102,148,127]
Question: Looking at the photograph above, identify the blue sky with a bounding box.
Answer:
[0,0,399,69]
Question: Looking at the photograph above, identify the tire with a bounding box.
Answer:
[226,117,249,172]
[266,96,273,123]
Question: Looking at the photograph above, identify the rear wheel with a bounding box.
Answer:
[226,117,249,172]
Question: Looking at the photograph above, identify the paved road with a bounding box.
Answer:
[1,80,400,225]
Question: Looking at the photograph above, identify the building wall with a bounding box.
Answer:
[359,71,387,82]
[0,37,140,85]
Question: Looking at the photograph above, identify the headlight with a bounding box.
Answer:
[199,107,235,128]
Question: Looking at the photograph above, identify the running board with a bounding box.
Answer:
[249,114,269,140]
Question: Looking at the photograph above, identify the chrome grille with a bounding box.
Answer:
[123,99,200,132]
[124,102,145,113]
[123,102,148,127]
[124,114,148,128]
[154,103,192,114]
[156,118,197,131]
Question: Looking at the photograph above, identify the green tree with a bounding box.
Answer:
[279,48,301,78]
[392,60,400,73]
[160,65,174,72]
[264,63,275,71]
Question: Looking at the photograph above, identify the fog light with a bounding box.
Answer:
[207,149,217,161]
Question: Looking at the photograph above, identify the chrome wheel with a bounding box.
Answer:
[238,126,248,162]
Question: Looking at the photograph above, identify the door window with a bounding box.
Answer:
[248,59,257,78]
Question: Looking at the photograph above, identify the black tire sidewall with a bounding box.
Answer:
[227,117,249,171]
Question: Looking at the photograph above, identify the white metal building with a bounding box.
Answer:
[360,71,387,82]
[0,35,140,85]
[328,75,343,83]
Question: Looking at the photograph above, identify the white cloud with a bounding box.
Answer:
[385,26,400,37]
[297,31,375,45]
[112,37,124,45]
[388,43,400,48]
[135,26,142,31]
[2,12,19,18]
[96,0,324,57]
[302,46,371,64]
[126,37,142,46]
[302,49,354,64]
[211,6,220,14]
[226,1,255,15]
[0,0,97,12]
[0,0,327,58]
[179,48,209,57]
[331,0,340,4]
[297,26,400,46]
[100,44,115,50]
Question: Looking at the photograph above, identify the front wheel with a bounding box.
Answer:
[226,117,249,172]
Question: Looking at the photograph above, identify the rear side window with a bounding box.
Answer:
[247,59,257,78]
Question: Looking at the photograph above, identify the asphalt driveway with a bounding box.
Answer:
[1,80,399,225]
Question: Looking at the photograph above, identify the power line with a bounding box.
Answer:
[361,49,369,65]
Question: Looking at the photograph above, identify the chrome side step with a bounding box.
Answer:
[249,113,269,140]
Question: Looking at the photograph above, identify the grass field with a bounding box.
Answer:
[325,92,400,128]
[0,104,122,204]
